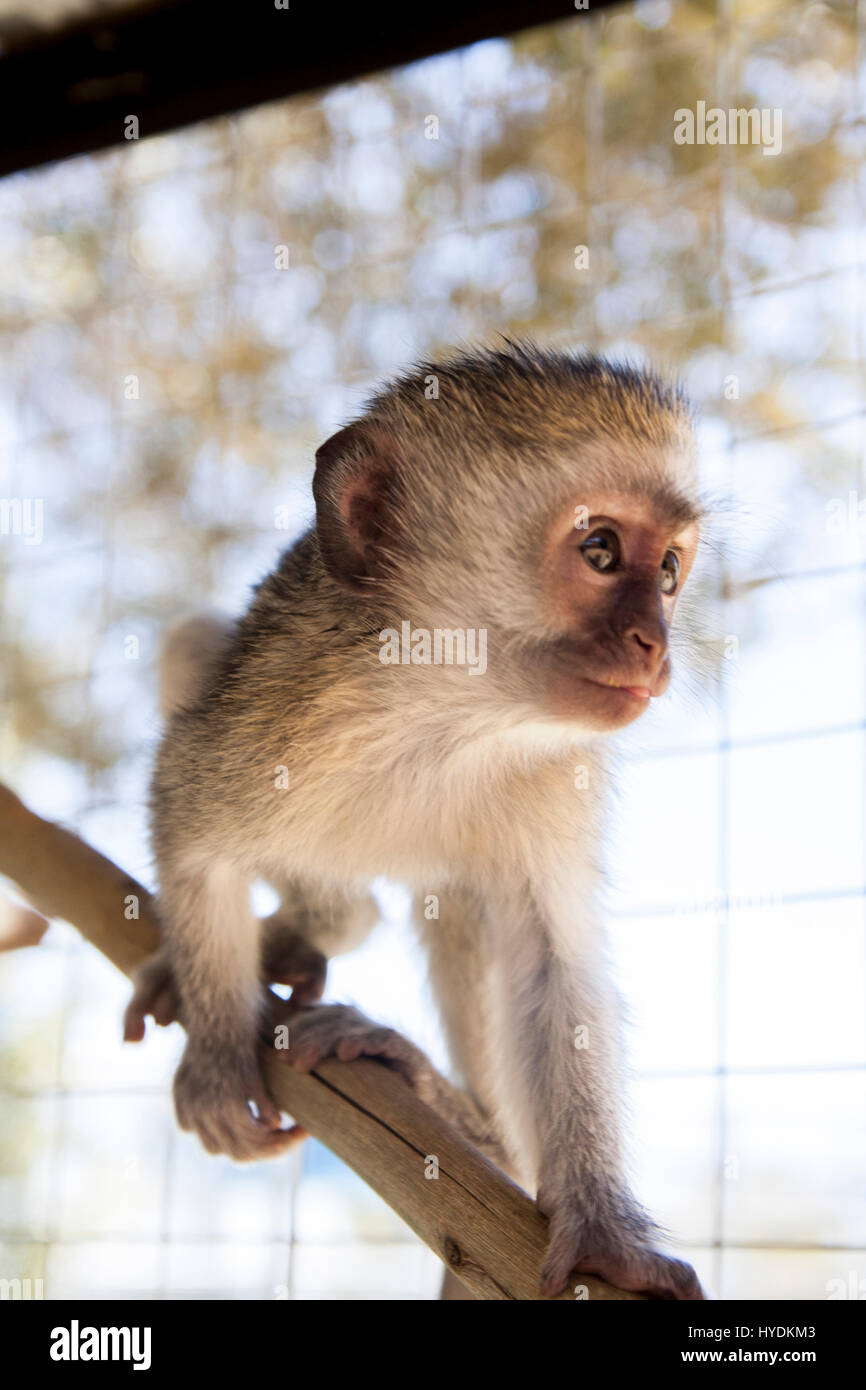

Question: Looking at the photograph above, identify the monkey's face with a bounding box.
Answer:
[312,400,701,740]
[538,490,700,732]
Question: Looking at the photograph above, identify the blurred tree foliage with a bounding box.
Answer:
[1,0,862,1000]
[0,0,863,1292]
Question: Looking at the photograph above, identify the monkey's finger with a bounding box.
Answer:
[538,1224,599,1298]
[335,1031,422,1082]
[248,1084,291,1133]
[287,975,326,1006]
[210,1114,309,1162]
[173,1097,275,1159]
[151,986,180,1027]
[264,1122,308,1150]
[123,985,175,1040]
[122,999,148,1043]
[124,953,179,1042]
[234,1125,308,1161]
[285,1046,322,1072]
[237,1119,308,1153]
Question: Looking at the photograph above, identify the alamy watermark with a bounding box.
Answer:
[50,1321,151,1370]
[674,102,782,157]
[379,621,487,675]
[1,1277,44,1299]
[0,497,43,544]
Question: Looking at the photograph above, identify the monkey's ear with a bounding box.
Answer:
[313,424,399,592]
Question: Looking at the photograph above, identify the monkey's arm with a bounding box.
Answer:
[153,854,306,1160]
[126,928,504,1162]
[494,885,704,1301]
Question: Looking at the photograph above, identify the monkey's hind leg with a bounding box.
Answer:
[259,879,379,1004]
[413,886,518,1300]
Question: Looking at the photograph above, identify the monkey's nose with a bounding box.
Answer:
[626,624,667,668]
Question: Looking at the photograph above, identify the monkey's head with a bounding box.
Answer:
[313,342,703,736]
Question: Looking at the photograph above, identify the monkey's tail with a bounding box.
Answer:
[157,610,235,717]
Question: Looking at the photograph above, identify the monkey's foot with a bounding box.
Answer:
[173,1043,307,1162]
[123,949,179,1041]
[270,1002,435,1094]
[260,922,327,1005]
[539,1213,706,1300]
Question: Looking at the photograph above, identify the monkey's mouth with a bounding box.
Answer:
[583,675,667,702]
[587,678,652,701]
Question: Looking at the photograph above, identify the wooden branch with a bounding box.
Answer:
[0,782,643,1301]
[0,894,49,951]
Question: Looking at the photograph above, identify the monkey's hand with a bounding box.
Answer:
[123,932,327,1042]
[173,1041,306,1161]
[536,1184,706,1300]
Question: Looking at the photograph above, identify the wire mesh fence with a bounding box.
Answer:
[0,0,864,1299]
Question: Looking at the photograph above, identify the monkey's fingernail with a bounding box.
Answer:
[623,686,651,700]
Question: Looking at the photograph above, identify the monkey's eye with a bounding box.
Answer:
[660,550,680,595]
[580,528,621,574]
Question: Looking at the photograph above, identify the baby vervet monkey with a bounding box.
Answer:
[126,342,706,1300]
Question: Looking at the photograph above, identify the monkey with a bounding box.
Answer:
[125,342,706,1300]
